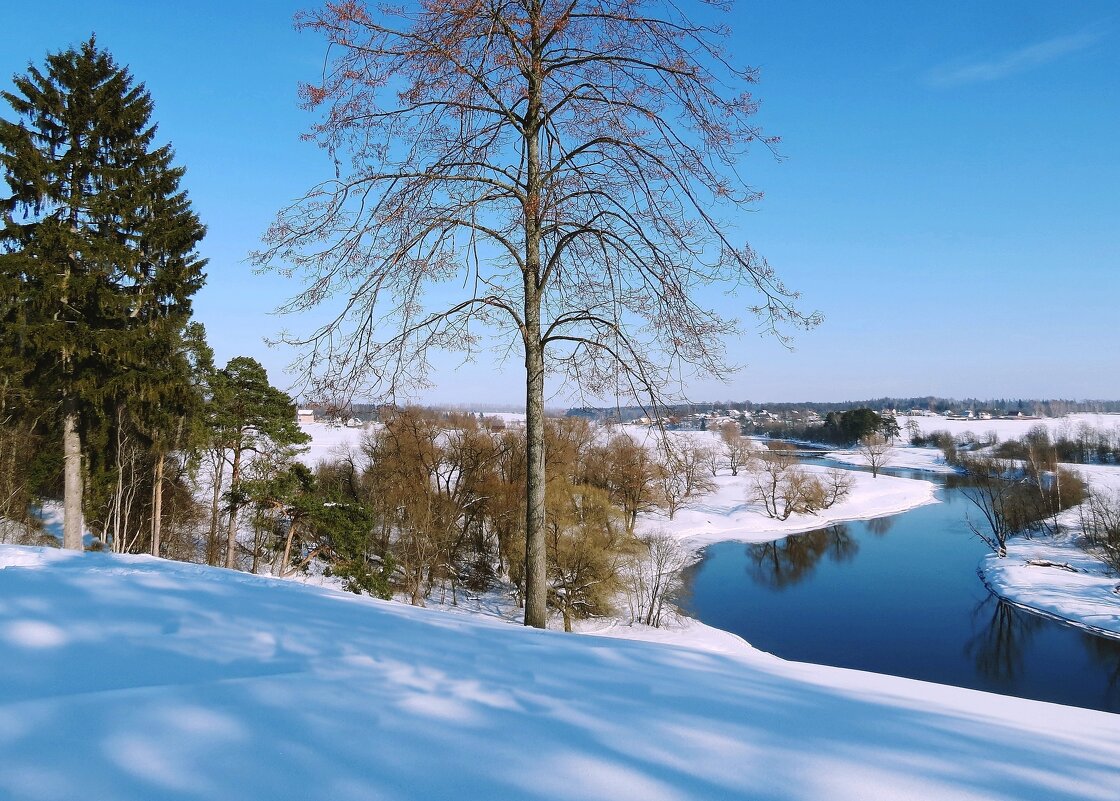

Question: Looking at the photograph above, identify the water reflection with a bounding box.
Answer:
[1084,629,1120,708]
[964,594,1041,681]
[746,525,857,589]
[865,515,895,537]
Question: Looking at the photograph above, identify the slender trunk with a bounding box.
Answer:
[278,518,299,577]
[150,453,164,557]
[207,452,226,565]
[110,419,125,552]
[224,445,243,569]
[522,9,548,629]
[62,407,83,550]
[523,337,548,628]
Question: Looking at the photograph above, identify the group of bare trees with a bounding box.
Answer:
[959,451,1086,557]
[252,0,819,629]
[289,411,699,630]
[749,443,853,521]
[1079,487,1120,577]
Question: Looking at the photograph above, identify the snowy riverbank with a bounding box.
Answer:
[980,463,1120,640]
[2,544,1118,801]
[640,465,938,547]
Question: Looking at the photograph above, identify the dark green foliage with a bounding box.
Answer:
[316,501,392,598]
[212,357,308,454]
[0,37,206,416]
[820,408,894,445]
[210,356,309,567]
[330,556,394,599]
[0,37,207,548]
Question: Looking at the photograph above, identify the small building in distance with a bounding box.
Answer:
[296,408,315,425]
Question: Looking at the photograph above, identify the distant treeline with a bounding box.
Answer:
[567,397,1120,421]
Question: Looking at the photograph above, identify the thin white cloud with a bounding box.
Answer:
[926,27,1106,87]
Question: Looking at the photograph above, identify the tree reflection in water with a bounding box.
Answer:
[1083,627,1120,709]
[745,525,857,589]
[865,515,895,537]
[965,594,1042,682]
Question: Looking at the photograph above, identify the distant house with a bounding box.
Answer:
[297,409,315,424]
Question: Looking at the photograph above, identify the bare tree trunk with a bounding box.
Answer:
[224,446,243,569]
[278,519,299,577]
[523,326,548,628]
[522,21,547,628]
[109,416,125,552]
[207,452,226,565]
[150,453,164,557]
[62,406,83,550]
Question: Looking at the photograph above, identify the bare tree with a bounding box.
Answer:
[750,444,848,521]
[627,530,692,627]
[254,0,818,627]
[718,420,753,476]
[1079,486,1120,577]
[858,433,892,478]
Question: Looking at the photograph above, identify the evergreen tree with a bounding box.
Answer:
[210,357,309,569]
[0,37,206,549]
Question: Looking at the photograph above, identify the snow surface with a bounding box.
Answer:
[296,421,370,467]
[640,466,937,547]
[898,412,1120,442]
[816,444,959,474]
[981,464,1120,640]
[2,544,1118,801]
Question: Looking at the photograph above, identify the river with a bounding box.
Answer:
[677,464,1120,713]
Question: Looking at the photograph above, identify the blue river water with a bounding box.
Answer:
[677,465,1120,713]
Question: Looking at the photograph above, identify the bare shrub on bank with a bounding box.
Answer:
[626,530,692,628]
[960,454,1087,557]
[750,444,851,521]
[655,437,718,520]
[1079,486,1120,576]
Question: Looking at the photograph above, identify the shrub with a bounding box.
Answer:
[1079,487,1120,575]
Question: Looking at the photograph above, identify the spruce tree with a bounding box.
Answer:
[0,37,206,550]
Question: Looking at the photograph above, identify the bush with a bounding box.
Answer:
[1079,487,1120,575]
[750,448,852,520]
[333,555,394,599]
[626,530,691,628]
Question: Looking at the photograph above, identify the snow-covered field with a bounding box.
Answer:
[897,412,1120,442]
[816,443,957,474]
[2,544,1118,801]
[296,421,370,467]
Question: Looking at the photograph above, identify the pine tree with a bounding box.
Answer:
[210,357,309,569]
[0,37,206,550]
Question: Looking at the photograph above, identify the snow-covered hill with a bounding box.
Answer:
[1,545,1116,801]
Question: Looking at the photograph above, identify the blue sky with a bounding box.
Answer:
[2,1,1117,405]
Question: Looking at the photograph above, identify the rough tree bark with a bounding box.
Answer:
[61,408,83,551]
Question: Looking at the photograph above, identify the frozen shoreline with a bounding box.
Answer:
[978,463,1120,641]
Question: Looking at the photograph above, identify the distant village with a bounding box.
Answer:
[294,401,1057,431]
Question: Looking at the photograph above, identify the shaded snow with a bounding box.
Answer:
[1,545,1118,801]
